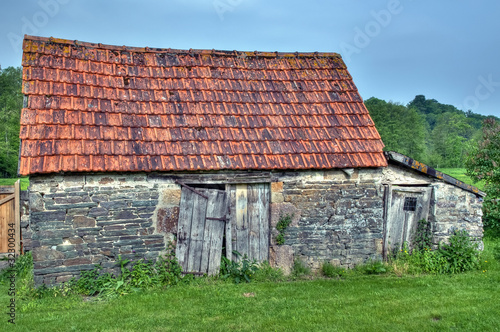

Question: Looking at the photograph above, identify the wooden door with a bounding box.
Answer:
[384,186,432,257]
[176,186,227,275]
[230,183,270,262]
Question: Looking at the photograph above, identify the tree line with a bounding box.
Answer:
[365,95,499,168]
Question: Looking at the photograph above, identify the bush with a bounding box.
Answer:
[292,259,310,278]
[436,230,481,273]
[252,261,285,282]
[390,230,481,275]
[355,260,389,275]
[220,251,259,283]
[321,262,346,278]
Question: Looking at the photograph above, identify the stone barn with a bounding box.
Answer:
[19,35,484,284]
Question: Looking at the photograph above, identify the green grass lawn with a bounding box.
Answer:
[1,238,499,332]
[0,177,29,191]
[437,168,486,191]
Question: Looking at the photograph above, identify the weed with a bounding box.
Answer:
[220,251,259,283]
[252,261,285,282]
[414,218,432,251]
[321,262,346,278]
[292,259,310,278]
[437,230,481,273]
[355,260,389,275]
[390,230,482,275]
[276,213,293,245]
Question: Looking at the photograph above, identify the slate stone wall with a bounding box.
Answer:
[270,169,385,271]
[26,166,483,284]
[25,174,167,285]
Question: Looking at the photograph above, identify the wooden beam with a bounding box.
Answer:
[0,194,15,206]
[14,180,20,255]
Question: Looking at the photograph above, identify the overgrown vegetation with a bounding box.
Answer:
[220,251,259,284]
[1,236,498,331]
[466,118,500,235]
[390,229,482,275]
[275,213,293,245]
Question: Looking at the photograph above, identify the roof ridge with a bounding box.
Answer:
[23,35,342,59]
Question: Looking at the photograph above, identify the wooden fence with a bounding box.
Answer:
[0,180,21,255]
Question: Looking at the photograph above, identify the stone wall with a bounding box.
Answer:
[382,164,484,249]
[24,174,175,284]
[26,166,483,284]
[269,169,385,271]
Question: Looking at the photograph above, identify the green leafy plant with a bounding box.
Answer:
[292,259,310,278]
[321,262,346,278]
[356,260,389,275]
[252,261,285,282]
[276,213,293,245]
[390,230,481,275]
[465,118,500,233]
[436,230,481,273]
[414,218,432,251]
[220,251,259,283]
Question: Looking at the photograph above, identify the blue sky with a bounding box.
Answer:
[1,0,499,117]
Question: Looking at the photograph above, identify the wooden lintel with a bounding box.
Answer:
[175,180,208,199]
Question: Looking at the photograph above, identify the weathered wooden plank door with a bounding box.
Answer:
[176,186,227,275]
[384,186,432,257]
[0,180,20,254]
[230,183,269,262]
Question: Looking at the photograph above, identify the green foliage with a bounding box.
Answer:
[365,97,427,162]
[321,262,346,278]
[275,213,293,245]
[437,230,481,273]
[354,260,389,275]
[366,95,497,169]
[251,261,285,282]
[414,218,432,251]
[466,118,500,232]
[391,230,481,275]
[0,66,23,177]
[292,259,311,277]
[26,243,184,299]
[220,251,259,283]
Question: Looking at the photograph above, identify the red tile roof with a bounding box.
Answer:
[19,35,387,175]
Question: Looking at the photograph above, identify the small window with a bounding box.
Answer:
[403,197,417,211]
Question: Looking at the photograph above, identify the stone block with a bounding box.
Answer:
[160,188,182,207]
[271,192,284,203]
[269,245,294,275]
[157,207,179,233]
[88,207,109,217]
[74,216,96,228]
[31,210,66,223]
[271,182,284,193]
[32,247,65,261]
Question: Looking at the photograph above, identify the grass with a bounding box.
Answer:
[1,238,499,331]
[437,168,485,191]
[0,177,29,191]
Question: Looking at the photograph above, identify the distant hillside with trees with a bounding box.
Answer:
[365,95,499,168]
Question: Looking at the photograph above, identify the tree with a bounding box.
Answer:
[0,66,23,177]
[465,118,500,233]
[365,97,428,163]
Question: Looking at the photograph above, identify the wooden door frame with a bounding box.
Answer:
[383,184,432,260]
